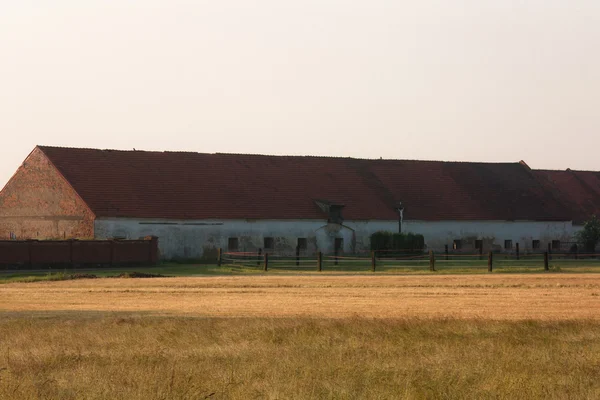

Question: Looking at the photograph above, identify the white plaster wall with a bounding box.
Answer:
[94,218,575,259]
[94,218,372,259]
[403,220,575,251]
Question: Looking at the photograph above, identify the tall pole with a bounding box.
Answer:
[398,207,404,233]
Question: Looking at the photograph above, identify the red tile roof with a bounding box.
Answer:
[38,146,574,221]
[533,169,600,224]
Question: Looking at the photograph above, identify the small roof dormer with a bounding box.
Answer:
[314,199,345,224]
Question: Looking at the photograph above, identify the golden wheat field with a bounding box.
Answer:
[1,274,600,399]
[1,274,600,319]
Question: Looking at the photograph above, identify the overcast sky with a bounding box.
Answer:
[1,1,599,187]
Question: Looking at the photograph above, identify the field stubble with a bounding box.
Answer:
[1,274,599,320]
[1,274,600,399]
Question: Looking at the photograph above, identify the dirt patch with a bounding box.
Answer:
[69,273,98,280]
[111,272,170,279]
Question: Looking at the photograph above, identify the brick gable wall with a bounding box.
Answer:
[0,148,94,240]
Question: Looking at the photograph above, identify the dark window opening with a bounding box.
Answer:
[532,240,541,249]
[453,240,462,250]
[552,240,561,251]
[228,237,239,251]
[334,238,344,252]
[475,240,483,250]
[504,240,513,250]
[264,237,274,250]
[328,205,344,224]
[297,238,307,250]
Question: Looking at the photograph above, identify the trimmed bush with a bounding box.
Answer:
[370,231,425,252]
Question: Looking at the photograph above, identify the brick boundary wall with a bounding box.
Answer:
[0,236,158,269]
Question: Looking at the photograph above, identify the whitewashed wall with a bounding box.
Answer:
[95,218,576,259]
[403,220,575,251]
[94,218,366,259]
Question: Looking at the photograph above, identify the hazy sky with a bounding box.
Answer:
[1,1,599,188]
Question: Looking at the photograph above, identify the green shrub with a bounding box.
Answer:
[370,231,425,252]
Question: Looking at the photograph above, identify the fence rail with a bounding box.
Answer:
[218,249,600,273]
[0,237,159,269]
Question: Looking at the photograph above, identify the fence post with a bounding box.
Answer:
[109,240,115,266]
[544,252,549,271]
[217,248,222,267]
[516,243,520,260]
[478,243,483,260]
[574,244,579,260]
[429,250,435,272]
[317,252,322,272]
[371,251,376,272]
[445,244,449,260]
[257,248,262,266]
[296,245,300,266]
[334,248,339,266]
[264,253,268,272]
[488,251,493,272]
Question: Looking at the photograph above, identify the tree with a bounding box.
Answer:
[576,215,600,252]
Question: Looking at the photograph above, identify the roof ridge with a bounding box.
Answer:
[534,168,600,173]
[36,145,523,165]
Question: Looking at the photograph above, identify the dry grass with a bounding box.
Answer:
[1,274,600,399]
[1,316,600,399]
[1,274,600,320]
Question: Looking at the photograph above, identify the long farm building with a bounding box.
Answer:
[0,146,598,259]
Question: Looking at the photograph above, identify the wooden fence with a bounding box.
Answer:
[218,248,600,272]
[0,237,159,269]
